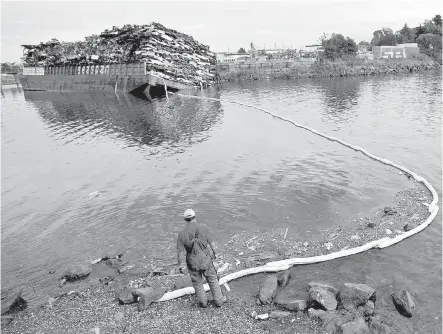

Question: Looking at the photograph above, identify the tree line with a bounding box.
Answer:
[1,62,23,74]
[320,14,442,63]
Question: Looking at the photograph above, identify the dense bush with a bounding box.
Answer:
[1,62,22,74]
[416,33,442,64]
[321,34,358,61]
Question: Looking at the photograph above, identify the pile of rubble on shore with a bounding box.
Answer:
[21,22,216,86]
[253,273,416,333]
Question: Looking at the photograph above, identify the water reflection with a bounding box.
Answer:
[24,91,224,157]
[1,85,22,97]
[316,77,362,124]
[2,74,441,325]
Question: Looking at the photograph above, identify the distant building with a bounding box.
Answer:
[357,52,374,60]
[305,44,323,52]
[216,52,251,63]
[372,43,419,59]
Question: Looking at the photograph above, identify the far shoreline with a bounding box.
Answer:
[217,58,441,83]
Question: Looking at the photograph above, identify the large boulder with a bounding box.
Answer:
[277,280,299,296]
[338,317,370,334]
[173,275,193,290]
[391,289,415,318]
[308,309,354,333]
[275,297,307,311]
[274,281,306,311]
[307,308,328,323]
[307,282,338,295]
[138,287,168,311]
[309,286,337,311]
[364,300,375,316]
[1,289,25,315]
[62,263,92,282]
[277,270,291,288]
[338,283,376,311]
[258,274,278,304]
[132,287,154,298]
[118,286,136,304]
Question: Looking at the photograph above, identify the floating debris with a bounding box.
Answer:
[257,313,269,320]
[87,191,101,199]
[217,263,230,274]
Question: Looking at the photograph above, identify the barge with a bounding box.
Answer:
[18,62,198,98]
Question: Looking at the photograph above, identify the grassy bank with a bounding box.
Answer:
[218,57,441,82]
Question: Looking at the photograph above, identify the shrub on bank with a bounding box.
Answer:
[1,74,18,85]
[310,56,438,77]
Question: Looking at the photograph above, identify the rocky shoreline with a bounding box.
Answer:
[217,58,441,82]
[1,181,435,333]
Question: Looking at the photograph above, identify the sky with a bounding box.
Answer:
[1,0,441,62]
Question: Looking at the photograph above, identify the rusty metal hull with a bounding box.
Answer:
[17,73,194,94]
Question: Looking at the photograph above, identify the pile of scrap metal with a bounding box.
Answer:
[21,22,216,86]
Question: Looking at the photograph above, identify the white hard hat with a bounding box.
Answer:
[184,209,195,219]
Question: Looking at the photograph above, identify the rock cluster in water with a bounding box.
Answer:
[253,272,417,334]
[20,22,216,86]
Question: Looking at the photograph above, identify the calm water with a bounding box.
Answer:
[1,73,441,332]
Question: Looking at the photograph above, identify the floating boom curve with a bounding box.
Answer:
[155,91,439,303]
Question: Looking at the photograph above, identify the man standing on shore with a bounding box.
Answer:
[176,209,227,308]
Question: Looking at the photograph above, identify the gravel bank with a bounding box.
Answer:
[2,183,434,333]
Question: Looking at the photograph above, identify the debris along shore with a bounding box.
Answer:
[20,22,216,87]
[1,183,433,333]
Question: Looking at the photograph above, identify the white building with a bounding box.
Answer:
[216,52,251,63]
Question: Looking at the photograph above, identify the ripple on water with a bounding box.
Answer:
[1,74,441,332]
